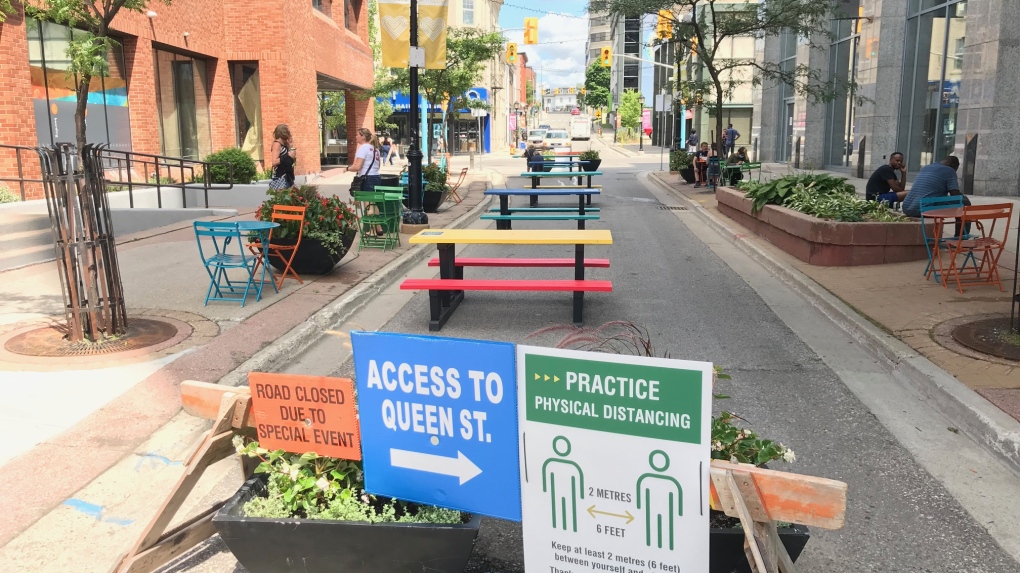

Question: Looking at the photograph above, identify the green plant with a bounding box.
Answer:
[739,173,908,222]
[235,438,463,523]
[255,184,359,258]
[578,150,600,161]
[148,174,177,185]
[528,321,795,468]
[258,167,275,181]
[739,173,856,214]
[669,149,692,172]
[205,147,258,184]
[422,163,449,194]
[0,184,22,203]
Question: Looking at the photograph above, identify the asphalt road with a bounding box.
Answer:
[167,134,1020,572]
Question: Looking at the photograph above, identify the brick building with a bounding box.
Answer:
[0,0,374,198]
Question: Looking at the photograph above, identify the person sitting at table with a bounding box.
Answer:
[694,142,710,188]
[866,152,908,206]
[901,155,971,238]
[726,146,748,186]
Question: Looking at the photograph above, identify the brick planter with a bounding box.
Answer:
[716,187,933,266]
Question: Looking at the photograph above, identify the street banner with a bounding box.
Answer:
[509,113,517,133]
[517,345,713,573]
[379,0,410,68]
[248,373,361,460]
[418,0,449,69]
[351,331,522,521]
[642,108,653,136]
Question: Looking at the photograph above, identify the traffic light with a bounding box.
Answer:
[581,87,586,95]
[594,109,602,120]
[600,46,612,67]
[506,42,517,64]
[569,87,575,94]
[656,10,673,40]
[554,88,560,95]
[524,17,538,44]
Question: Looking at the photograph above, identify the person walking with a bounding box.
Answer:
[350,128,382,191]
[380,137,392,166]
[723,124,741,156]
[687,129,699,153]
[269,124,296,189]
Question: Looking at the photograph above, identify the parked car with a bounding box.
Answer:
[527,129,548,146]
[570,107,581,115]
[538,124,551,130]
[542,129,572,153]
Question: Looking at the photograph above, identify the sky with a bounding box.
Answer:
[496,0,658,102]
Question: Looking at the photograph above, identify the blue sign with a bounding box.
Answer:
[383,87,489,113]
[351,331,521,521]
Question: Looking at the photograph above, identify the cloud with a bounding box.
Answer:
[502,13,590,89]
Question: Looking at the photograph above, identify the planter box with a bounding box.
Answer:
[263,232,356,275]
[213,475,481,573]
[715,187,933,266]
[710,521,810,573]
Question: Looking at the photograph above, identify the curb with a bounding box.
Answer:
[648,171,1020,477]
[218,174,497,387]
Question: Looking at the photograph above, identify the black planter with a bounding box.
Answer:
[266,232,356,275]
[709,518,810,573]
[423,189,447,212]
[680,166,696,183]
[213,475,481,573]
[584,159,602,171]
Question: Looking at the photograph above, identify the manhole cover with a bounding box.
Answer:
[4,318,179,357]
[951,317,1020,361]
[658,206,688,211]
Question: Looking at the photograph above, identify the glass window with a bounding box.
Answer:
[231,62,263,162]
[154,49,213,160]
[463,0,474,25]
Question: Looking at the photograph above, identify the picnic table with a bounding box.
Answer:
[401,228,613,330]
[530,157,591,173]
[519,171,602,207]
[483,188,601,230]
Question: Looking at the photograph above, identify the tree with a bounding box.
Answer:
[320,92,346,152]
[578,61,611,112]
[617,90,642,130]
[589,0,853,157]
[377,28,505,157]
[374,100,397,133]
[526,79,536,107]
[27,0,170,158]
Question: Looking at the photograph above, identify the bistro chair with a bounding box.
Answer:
[193,221,260,307]
[353,191,400,251]
[942,203,1014,294]
[249,205,306,290]
[919,195,979,282]
[447,167,468,204]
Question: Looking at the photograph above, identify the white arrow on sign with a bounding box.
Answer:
[389,448,483,485]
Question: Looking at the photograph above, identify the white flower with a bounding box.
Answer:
[783,449,796,463]
[289,467,300,481]
[316,477,330,492]
[232,435,245,454]
[730,456,738,464]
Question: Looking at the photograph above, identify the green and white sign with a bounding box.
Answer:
[517,345,712,573]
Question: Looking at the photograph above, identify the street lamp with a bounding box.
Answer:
[402,0,427,226]
[638,95,645,152]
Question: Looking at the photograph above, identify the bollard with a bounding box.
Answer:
[469,147,475,170]
[794,137,801,169]
[753,137,758,163]
[963,133,977,195]
[856,136,867,178]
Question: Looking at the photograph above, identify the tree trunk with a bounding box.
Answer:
[75,74,91,168]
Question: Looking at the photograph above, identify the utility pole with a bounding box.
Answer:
[403,0,427,226]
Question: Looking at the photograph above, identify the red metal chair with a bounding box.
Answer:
[942,203,1013,293]
[249,205,307,289]
[447,167,468,204]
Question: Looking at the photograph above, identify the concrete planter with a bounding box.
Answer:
[715,186,933,266]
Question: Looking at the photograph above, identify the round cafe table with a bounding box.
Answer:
[921,208,964,283]
[238,221,281,299]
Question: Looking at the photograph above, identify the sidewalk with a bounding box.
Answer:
[651,172,1019,425]
[0,158,491,548]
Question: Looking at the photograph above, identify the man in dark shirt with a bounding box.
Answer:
[865,152,907,205]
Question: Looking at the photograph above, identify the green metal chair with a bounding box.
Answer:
[353,191,400,251]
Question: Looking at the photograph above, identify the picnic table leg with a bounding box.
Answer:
[577,195,586,230]
[430,243,463,331]
[531,176,539,207]
[573,244,585,326]
[498,196,512,230]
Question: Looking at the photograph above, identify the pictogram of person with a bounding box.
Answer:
[542,436,585,531]
[636,450,683,549]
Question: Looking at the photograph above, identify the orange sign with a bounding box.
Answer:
[248,373,362,460]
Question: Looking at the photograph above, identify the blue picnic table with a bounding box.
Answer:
[484,188,601,229]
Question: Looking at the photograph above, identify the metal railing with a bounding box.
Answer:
[1,144,237,207]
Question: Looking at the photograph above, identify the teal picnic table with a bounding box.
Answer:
[520,171,602,207]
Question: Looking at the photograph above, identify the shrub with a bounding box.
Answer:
[204,147,258,184]
[738,174,908,222]
[255,185,359,258]
[0,184,21,203]
[578,150,600,161]
[422,163,449,194]
[669,149,692,172]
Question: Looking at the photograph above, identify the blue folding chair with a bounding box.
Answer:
[919,196,977,282]
[193,221,262,307]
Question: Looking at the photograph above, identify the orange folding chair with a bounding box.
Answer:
[447,167,468,204]
[249,205,307,289]
[942,203,1013,293]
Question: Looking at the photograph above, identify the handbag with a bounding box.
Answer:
[349,150,377,196]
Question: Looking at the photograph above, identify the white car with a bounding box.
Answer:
[527,129,548,146]
[542,129,572,153]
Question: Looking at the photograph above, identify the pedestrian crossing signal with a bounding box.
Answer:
[524,17,538,45]
[656,10,673,40]
[506,42,518,64]
[600,47,612,67]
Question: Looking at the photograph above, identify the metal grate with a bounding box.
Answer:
[4,318,178,357]
[658,206,688,211]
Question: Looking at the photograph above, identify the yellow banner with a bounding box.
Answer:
[418,0,449,69]
[379,0,410,68]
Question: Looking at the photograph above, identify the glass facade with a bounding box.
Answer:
[463,0,474,25]
[775,31,797,161]
[898,0,967,171]
[154,49,213,160]
[230,62,263,162]
[26,19,132,151]
[824,18,860,166]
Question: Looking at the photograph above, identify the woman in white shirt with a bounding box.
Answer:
[349,128,382,191]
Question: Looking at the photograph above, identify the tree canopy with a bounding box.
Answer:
[617,90,642,129]
[578,61,611,111]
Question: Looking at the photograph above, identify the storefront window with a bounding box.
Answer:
[230,62,263,162]
[26,18,132,151]
[154,49,213,160]
[824,18,860,166]
[898,1,966,172]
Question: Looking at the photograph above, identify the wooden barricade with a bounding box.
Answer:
[113,381,848,573]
